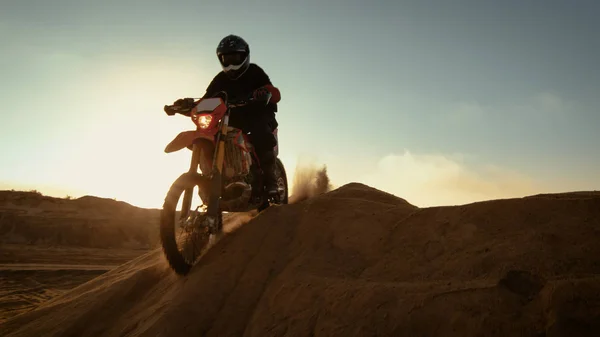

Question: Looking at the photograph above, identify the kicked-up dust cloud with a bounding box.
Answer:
[289,162,333,204]
[202,159,334,242]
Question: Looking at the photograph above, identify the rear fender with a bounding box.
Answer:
[164,130,214,153]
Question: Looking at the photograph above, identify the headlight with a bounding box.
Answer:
[197,114,212,129]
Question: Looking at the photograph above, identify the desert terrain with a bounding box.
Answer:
[0,190,159,323]
[1,182,600,336]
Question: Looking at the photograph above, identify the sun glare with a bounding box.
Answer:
[38,58,217,209]
[2,56,307,210]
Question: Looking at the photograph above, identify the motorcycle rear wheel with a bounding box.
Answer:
[160,172,220,275]
[276,157,289,204]
[258,158,289,212]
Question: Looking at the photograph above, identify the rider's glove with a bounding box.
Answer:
[174,98,195,109]
[164,106,176,116]
[252,87,272,104]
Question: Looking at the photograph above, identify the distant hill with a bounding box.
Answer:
[0,190,161,249]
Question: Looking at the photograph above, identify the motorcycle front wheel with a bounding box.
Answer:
[160,172,220,275]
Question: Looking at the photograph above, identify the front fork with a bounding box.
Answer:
[179,142,203,221]
[181,114,230,231]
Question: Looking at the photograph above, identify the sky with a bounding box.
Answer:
[1,0,599,208]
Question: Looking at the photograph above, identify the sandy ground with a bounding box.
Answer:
[1,183,599,336]
[0,264,120,271]
[0,190,160,323]
[0,245,149,324]
[0,244,149,265]
[0,187,265,326]
[0,269,106,324]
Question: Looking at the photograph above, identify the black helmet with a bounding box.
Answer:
[216,34,250,79]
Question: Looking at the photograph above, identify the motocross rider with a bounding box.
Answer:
[172,34,282,197]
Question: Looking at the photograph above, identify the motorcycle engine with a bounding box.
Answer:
[223,131,252,179]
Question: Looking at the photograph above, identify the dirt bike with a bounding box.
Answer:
[160,91,288,275]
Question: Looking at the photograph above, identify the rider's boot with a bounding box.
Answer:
[260,149,278,198]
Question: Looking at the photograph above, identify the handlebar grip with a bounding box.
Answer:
[164,105,176,116]
[164,105,191,116]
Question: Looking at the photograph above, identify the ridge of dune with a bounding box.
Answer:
[3,183,600,337]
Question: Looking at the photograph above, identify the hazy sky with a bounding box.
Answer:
[1,0,599,208]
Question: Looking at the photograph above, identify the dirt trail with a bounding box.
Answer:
[2,184,600,337]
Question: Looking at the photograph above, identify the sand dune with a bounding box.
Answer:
[2,183,600,336]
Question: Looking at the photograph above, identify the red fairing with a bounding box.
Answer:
[264,85,281,103]
[164,131,213,153]
[190,98,227,132]
[164,97,226,154]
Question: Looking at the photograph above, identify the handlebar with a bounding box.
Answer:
[164,91,268,116]
[163,105,190,116]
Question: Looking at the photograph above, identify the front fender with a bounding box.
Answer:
[164,130,214,153]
